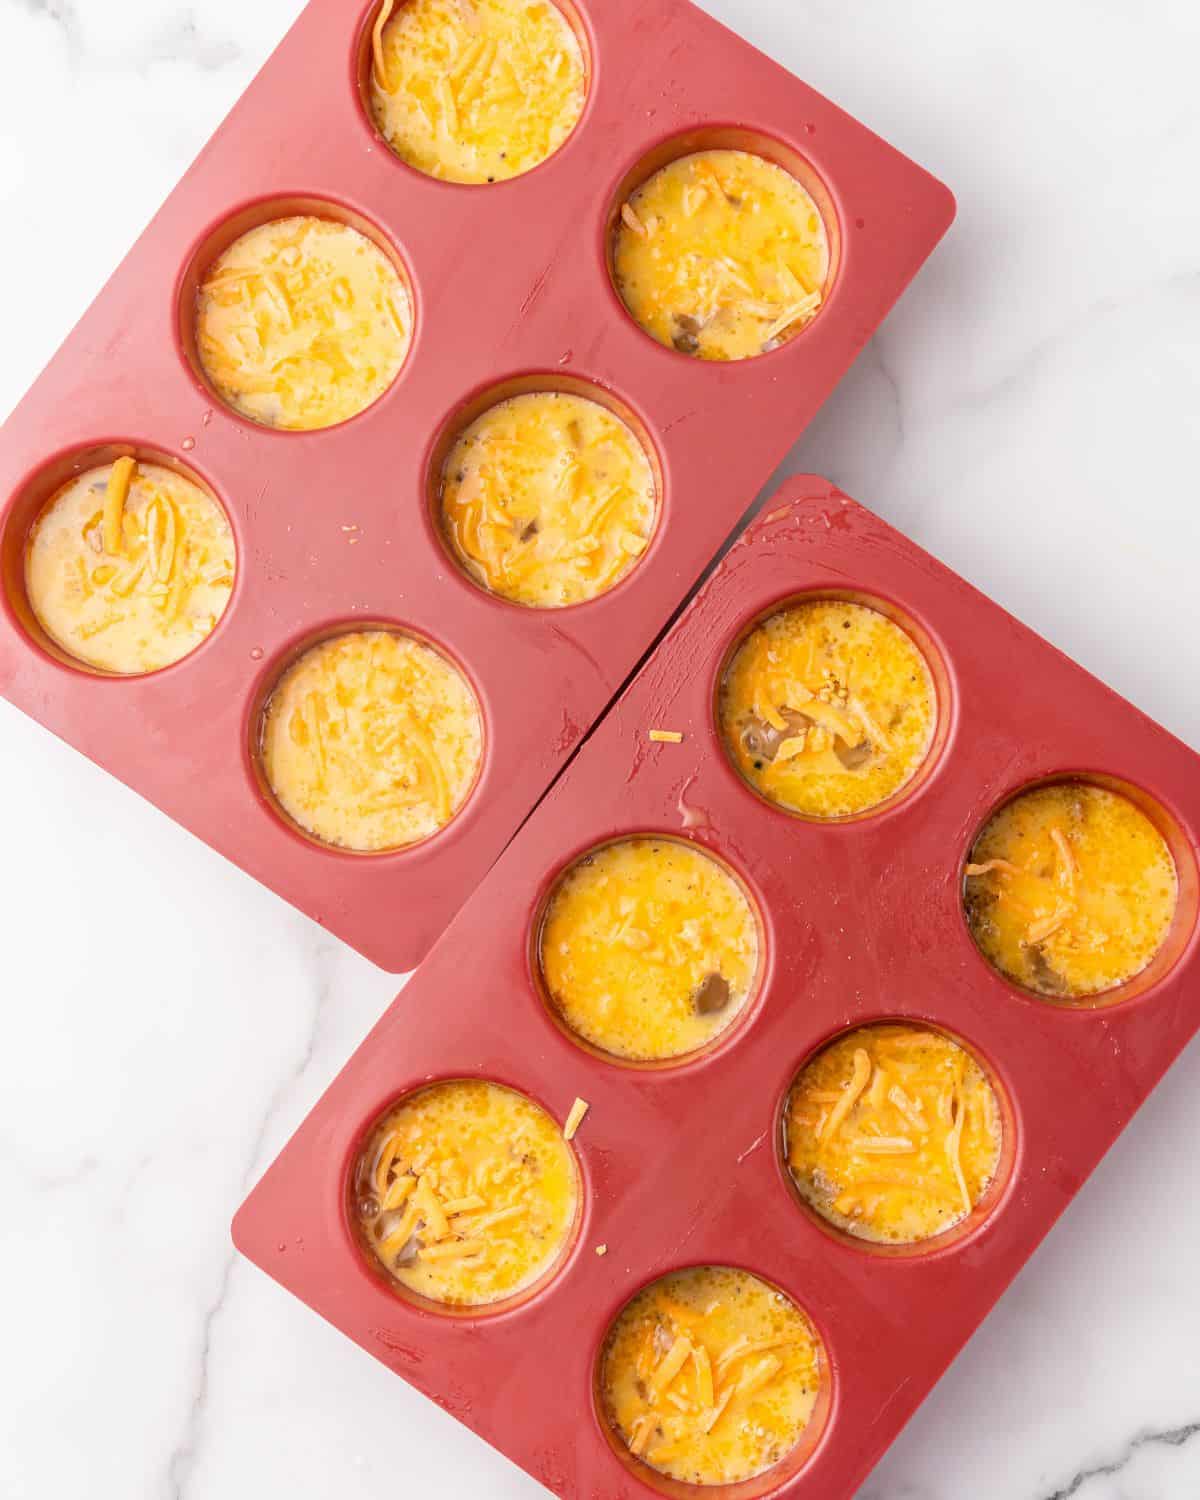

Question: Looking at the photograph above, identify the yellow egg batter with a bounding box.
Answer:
[538,838,758,1062]
[353,1080,578,1306]
[369,0,586,184]
[24,458,235,674]
[259,630,481,852]
[784,1025,1002,1246]
[600,1266,822,1486]
[439,391,657,607]
[612,149,830,361]
[195,215,411,430]
[719,599,936,820]
[964,782,1178,1000]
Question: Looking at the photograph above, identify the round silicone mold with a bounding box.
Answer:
[591,1261,834,1500]
[343,1074,585,1320]
[775,1018,1018,1261]
[960,772,1199,1012]
[0,439,239,679]
[603,126,842,360]
[712,588,953,827]
[425,370,665,610]
[175,194,418,434]
[246,618,487,857]
[529,830,768,1070]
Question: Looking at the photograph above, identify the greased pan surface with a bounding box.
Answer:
[0,0,953,970]
[234,476,1200,1496]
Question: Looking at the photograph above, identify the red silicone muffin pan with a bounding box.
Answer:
[0,0,954,973]
[234,474,1200,1498]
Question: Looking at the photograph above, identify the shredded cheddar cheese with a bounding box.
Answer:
[648,729,683,743]
[368,0,586,184]
[259,630,481,851]
[563,1096,589,1141]
[354,1080,578,1306]
[719,599,936,819]
[25,461,235,674]
[601,1267,822,1485]
[785,1025,1003,1245]
[101,455,136,557]
[539,838,758,1061]
[612,150,829,361]
[439,391,656,607]
[964,783,1177,999]
[196,215,411,431]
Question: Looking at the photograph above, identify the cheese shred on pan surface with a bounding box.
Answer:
[601,1266,823,1485]
[784,1025,1003,1245]
[354,1080,578,1306]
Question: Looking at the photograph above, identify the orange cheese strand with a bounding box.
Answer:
[372,0,396,89]
[101,456,136,556]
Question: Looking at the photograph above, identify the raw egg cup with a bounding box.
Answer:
[0,0,954,971]
[234,477,1200,1498]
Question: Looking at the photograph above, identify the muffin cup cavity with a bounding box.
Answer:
[961,773,1196,1010]
[714,589,951,825]
[2,441,238,678]
[176,196,416,433]
[776,1019,1018,1260]
[248,620,486,857]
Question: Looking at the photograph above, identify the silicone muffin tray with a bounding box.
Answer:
[0,0,954,972]
[234,475,1200,1498]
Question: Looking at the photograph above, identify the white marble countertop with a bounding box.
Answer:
[2,2,1199,1496]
